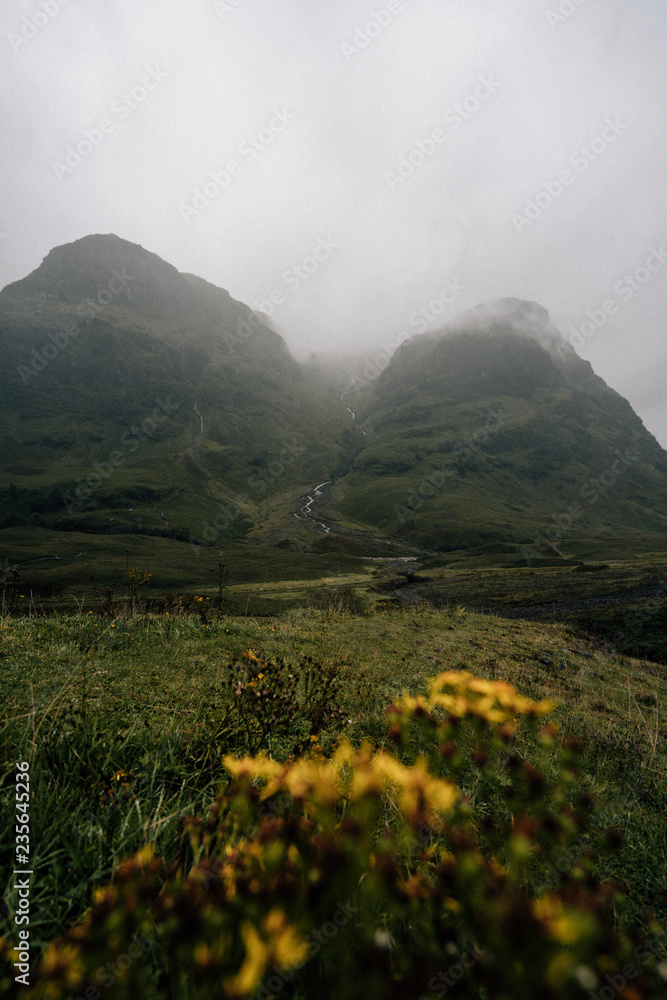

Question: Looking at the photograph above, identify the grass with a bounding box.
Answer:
[378,556,667,663]
[0,527,379,613]
[1,603,666,960]
[334,328,667,555]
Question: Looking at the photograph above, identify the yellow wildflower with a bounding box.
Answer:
[225,922,268,997]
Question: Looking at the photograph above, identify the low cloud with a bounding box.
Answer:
[1,0,665,444]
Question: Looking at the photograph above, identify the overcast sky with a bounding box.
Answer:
[1,0,666,445]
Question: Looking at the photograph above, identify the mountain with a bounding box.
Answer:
[0,234,352,551]
[2,238,667,590]
[332,298,667,560]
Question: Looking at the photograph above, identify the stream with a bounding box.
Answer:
[294,481,333,533]
[292,479,423,567]
[193,400,204,434]
[340,389,367,435]
[191,400,205,456]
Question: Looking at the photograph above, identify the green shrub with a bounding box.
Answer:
[2,671,665,999]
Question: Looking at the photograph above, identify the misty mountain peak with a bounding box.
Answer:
[437,297,575,362]
[1,236,666,566]
[0,232,247,329]
[376,296,603,409]
[1,233,168,304]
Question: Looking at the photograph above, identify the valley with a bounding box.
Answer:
[5,3,667,994]
[2,236,667,997]
[4,266,666,656]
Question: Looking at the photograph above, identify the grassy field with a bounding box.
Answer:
[0,525,386,615]
[1,602,666,964]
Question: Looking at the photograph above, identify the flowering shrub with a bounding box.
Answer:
[174,593,211,622]
[2,670,665,999]
[221,650,348,756]
[125,567,153,615]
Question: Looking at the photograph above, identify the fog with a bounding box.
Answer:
[1,0,666,444]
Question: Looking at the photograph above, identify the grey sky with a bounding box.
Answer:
[2,0,666,445]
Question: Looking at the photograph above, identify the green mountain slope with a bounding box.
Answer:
[0,234,350,549]
[3,241,667,587]
[332,299,667,559]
